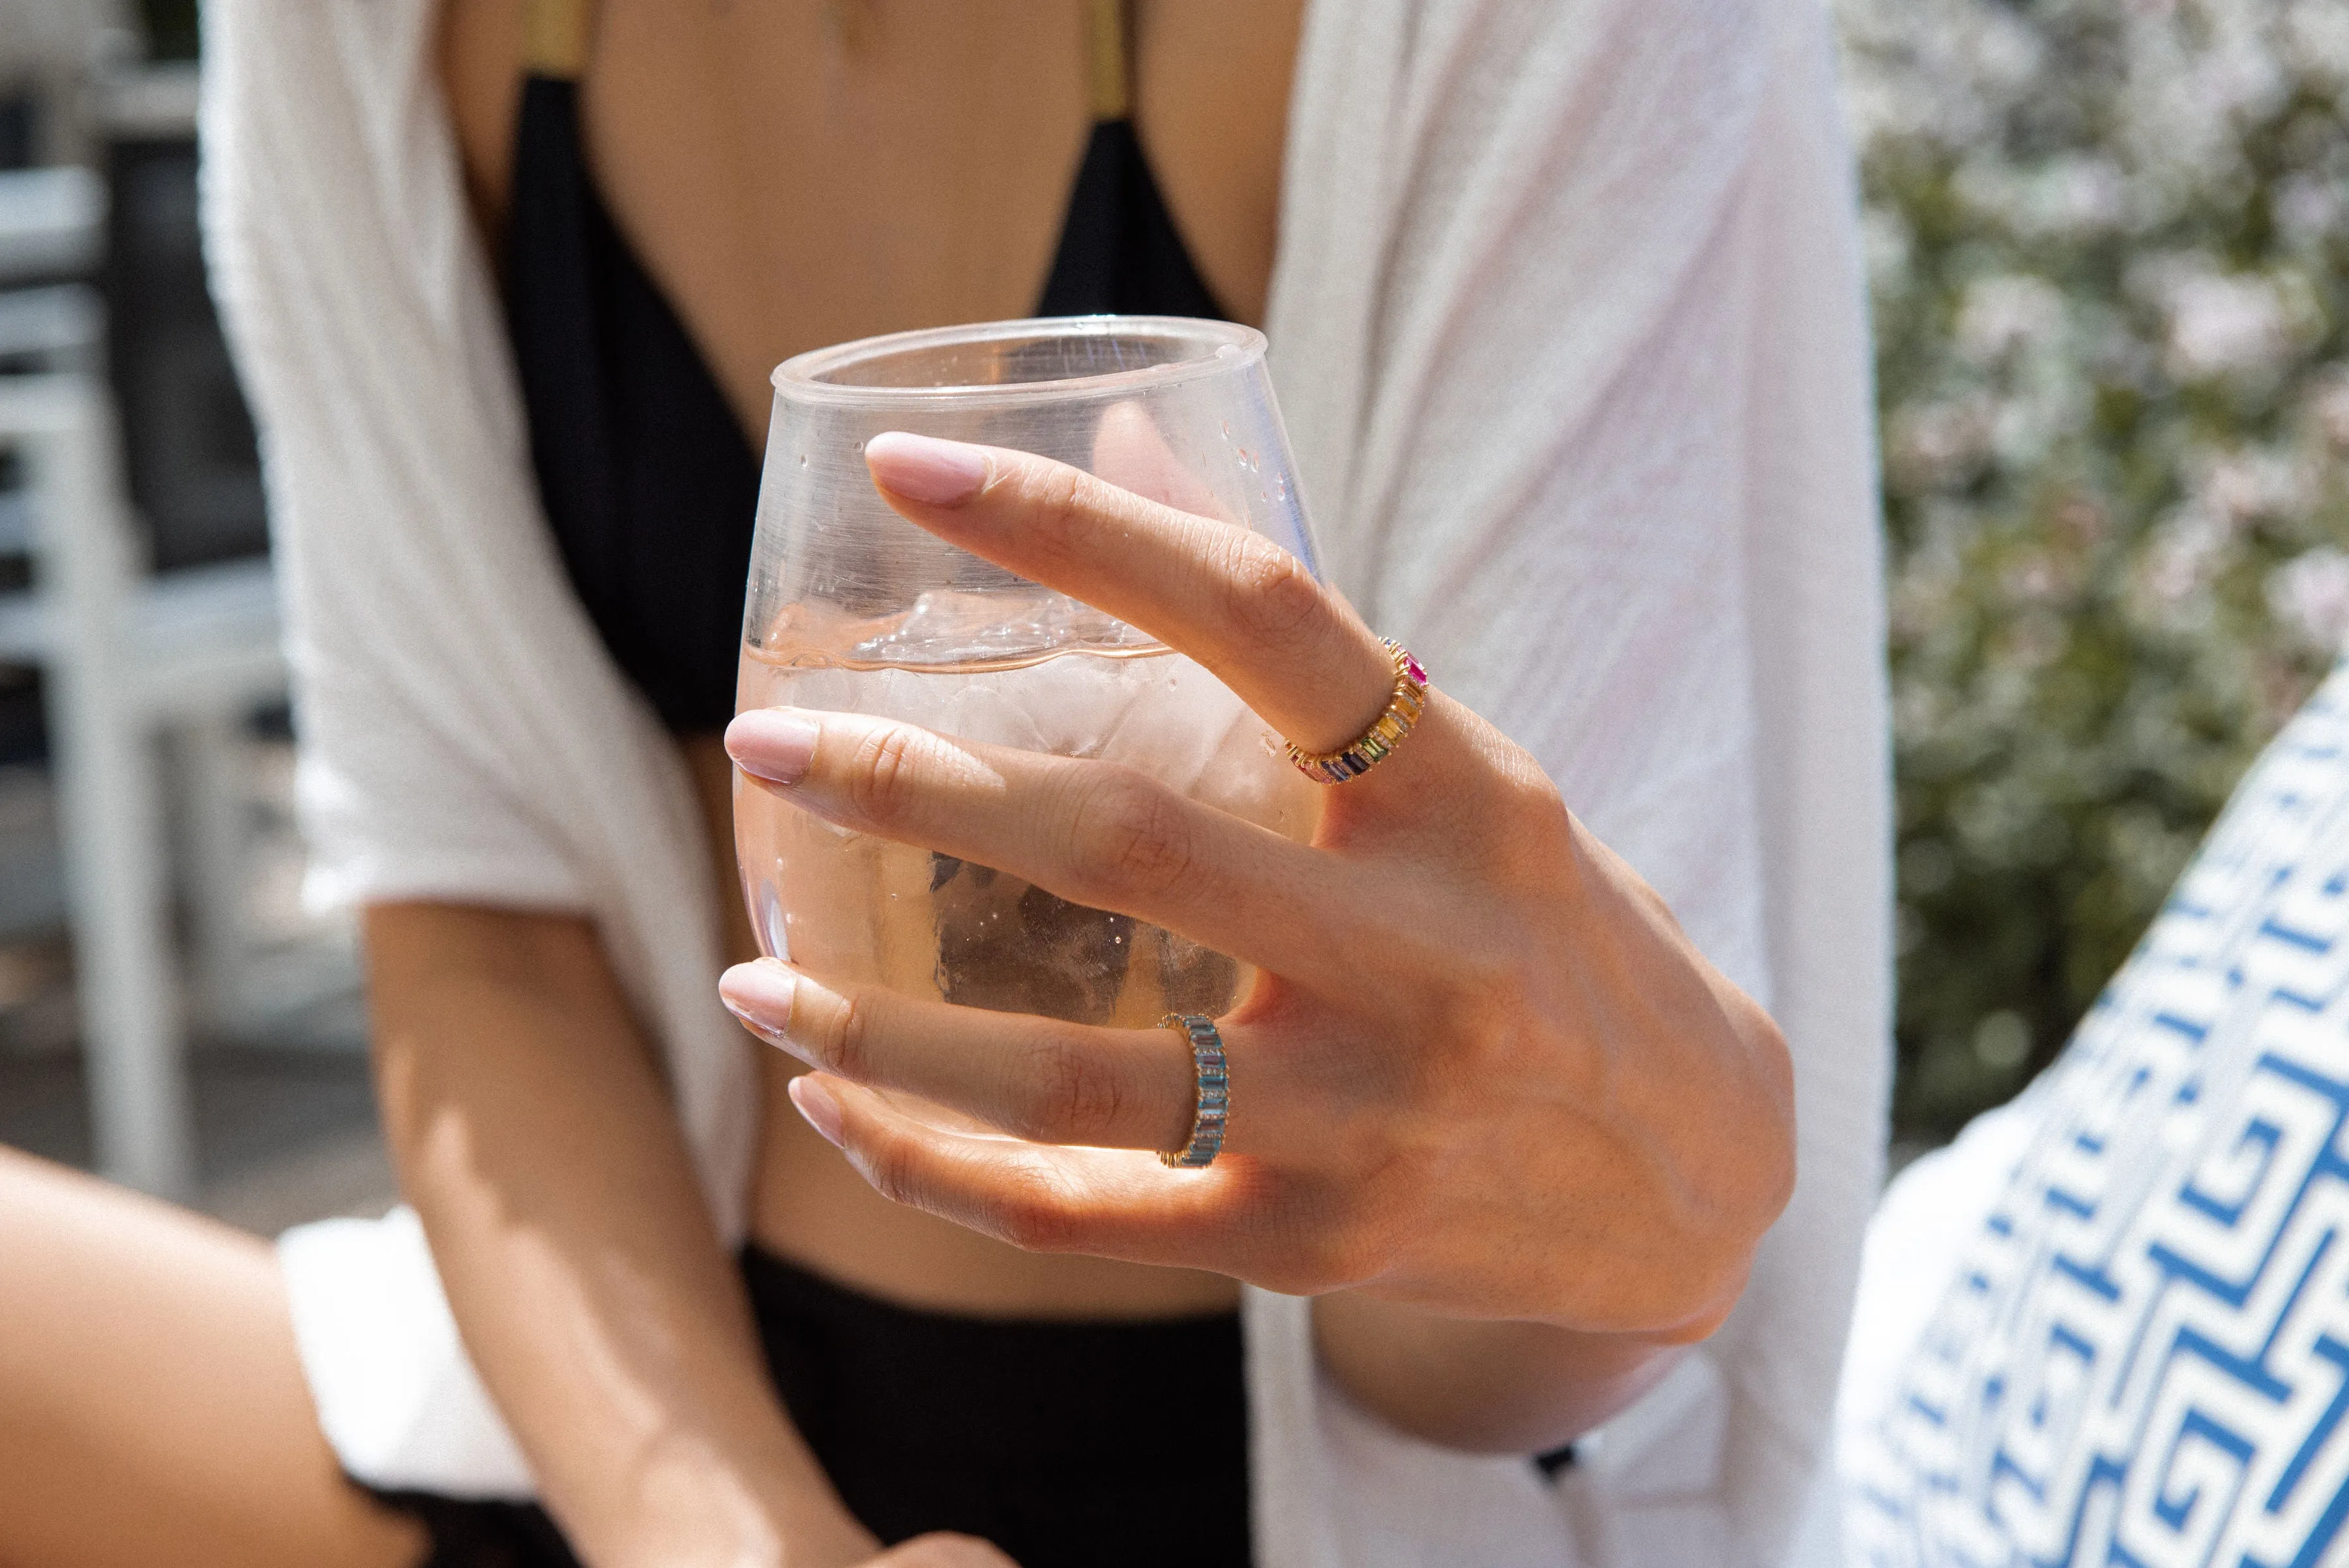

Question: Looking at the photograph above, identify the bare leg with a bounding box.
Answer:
[0,1146,426,1568]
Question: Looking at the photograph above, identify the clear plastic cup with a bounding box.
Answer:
[735,316,1324,1028]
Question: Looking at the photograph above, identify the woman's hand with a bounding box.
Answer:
[720,433,1794,1357]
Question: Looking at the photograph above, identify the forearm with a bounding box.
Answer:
[366,903,870,1568]
[1312,1292,1715,1454]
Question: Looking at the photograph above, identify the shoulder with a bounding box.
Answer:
[202,0,521,476]
[202,0,442,172]
[202,0,480,319]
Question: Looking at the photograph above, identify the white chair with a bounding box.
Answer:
[0,157,288,1199]
[0,164,102,279]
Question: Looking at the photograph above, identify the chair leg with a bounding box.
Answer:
[22,373,195,1200]
[46,677,191,1199]
[176,714,251,1039]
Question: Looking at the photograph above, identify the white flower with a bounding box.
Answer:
[1961,5,2049,96]
[1888,399,1995,491]
[2282,2,2349,87]
[2031,157,2128,236]
[2142,511,2227,610]
[2162,271,2294,380]
[2308,371,2349,449]
[2191,446,2314,529]
[2274,174,2344,245]
[1957,275,2068,363]
[2185,32,2287,125]
[1862,209,1914,298]
[2267,547,2349,651]
[1953,157,2130,238]
[1837,0,2040,148]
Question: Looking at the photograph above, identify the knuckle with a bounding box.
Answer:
[1070,770,1195,901]
[844,722,927,822]
[820,990,877,1081]
[1320,1139,1421,1280]
[1449,929,1537,1021]
[1275,1218,1384,1296]
[1019,1033,1128,1143]
[1024,462,1105,552]
[1325,1191,1413,1287]
[861,1126,925,1210]
[1221,538,1325,653]
[1312,1226,1385,1291]
[1437,992,1531,1094]
[993,1167,1081,1253]
[1249,1168,1390,1293]
[1490,770,1572,866]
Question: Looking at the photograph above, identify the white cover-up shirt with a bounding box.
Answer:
[200,1,1890,1563]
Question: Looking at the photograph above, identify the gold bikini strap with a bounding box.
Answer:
[1083,0,1133,122]
[524,0,595,80]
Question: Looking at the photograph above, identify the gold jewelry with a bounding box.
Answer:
[523,0,593,76]
[1283,640,1428,784]
[1082,0,1133,121]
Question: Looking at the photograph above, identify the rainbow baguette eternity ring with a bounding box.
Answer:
[1283,639,1428,784]
[1160,1013,1229,1169]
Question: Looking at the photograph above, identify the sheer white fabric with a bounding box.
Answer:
[201,0,1888,1560]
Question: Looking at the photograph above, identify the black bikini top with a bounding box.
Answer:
[503,0,1227,734]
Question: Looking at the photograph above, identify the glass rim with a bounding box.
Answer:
[769,315,1267,405]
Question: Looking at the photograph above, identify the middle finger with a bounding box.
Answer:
[862,432,1411,761]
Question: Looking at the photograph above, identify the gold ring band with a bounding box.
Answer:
[1283,639,1428,784]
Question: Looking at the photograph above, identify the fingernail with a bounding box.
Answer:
[789,1075,845,1148]
[727,709,820,786]
[865,432,990,506]
[717,961,797,1043]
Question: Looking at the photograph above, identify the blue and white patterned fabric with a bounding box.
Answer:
[1843,660,2349,1567]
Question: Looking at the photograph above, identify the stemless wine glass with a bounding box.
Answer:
[735,316,1323,1030]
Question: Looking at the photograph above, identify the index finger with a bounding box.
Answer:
[863,431,1399,759]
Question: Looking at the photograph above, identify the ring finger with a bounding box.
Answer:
[719,958,1271,1156]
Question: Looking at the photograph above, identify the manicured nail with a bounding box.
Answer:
[789,1075,845,1148]
[727,709,820,786]
[717,961,797,1043]
[865,432,990,506]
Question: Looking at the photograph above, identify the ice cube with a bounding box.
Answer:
[852,589,1156,667]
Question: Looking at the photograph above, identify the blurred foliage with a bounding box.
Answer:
[142,0,196,60]
[1840,0,2349,1139]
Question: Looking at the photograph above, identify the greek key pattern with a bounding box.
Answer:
[1849,662,2349,1568]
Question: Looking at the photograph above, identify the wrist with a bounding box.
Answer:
[1313,1293,1687,1454]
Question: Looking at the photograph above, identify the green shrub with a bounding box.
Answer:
[1839,0,2349,1138]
